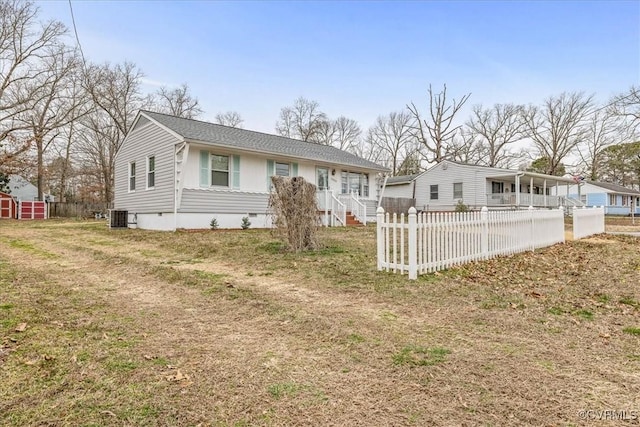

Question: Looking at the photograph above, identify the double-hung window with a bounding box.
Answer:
[200,150,240,188]
[129,162,136,191]
[453,182,463,199]
[430,184,438,200]
[275,162,290,177]
[147,156,155,189]
[266,160,297,190]
[211,155,230,187]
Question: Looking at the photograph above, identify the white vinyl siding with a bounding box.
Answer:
[114,120,179,212]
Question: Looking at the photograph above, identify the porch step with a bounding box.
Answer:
[346,212,363,226]
[317,210,364,226]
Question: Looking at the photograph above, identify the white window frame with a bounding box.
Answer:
[146,156,155,189]
[430,184,438,200]
[128,162,136,192]
[453,182,463,199]
[316,167,329,190]
[340,171,369,197]
[211,154,230,187]
[275,161,290,177]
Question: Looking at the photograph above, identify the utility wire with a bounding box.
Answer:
[68,0,86,64]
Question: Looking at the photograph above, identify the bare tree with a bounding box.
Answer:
[155,83,202,119]
[611,86,640,129]
[408,84,471,163]
[275,97,328,142]
[466,103,525,167]
[0,0,66,162]
[316,116,362,151]
[446,130,482,165]
[522,92,593,176]
[577,109,627,181]
[20,47,88,199]
[366,111,417,176]
[214,111,243,128]
[81,61,152,206]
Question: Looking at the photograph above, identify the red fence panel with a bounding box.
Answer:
[18,201,47,220]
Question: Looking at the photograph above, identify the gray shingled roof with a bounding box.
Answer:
[386,174,417,185]
[141,110,388,172]
[587,181,640,195]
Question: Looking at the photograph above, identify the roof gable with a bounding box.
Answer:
[138,110,388,172]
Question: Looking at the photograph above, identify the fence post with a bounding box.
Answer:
[408,207,417,280]
[481,206,488,259]
[528,206,535,251]
[559,207,565,243]
[376,207,385,271]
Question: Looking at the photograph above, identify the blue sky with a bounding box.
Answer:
[38,0,640,133]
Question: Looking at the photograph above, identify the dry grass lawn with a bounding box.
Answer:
[1,219,640,426]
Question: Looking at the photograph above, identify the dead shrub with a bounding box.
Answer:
[269,176,319,252]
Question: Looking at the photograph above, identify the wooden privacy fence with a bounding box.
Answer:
[48,202,107,218]
[572,206,605,239]
[377,206,565,280]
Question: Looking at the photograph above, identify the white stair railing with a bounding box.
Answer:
[350,191,367,225]
[331,192,346,226]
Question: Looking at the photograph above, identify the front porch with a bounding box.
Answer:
[316,190,372,226]
[485,172,584,209]
[486,192,564,208]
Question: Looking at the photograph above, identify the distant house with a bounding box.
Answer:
[7,175,37,201]
[381,160,580,211]
[113,111,388,230]
[382,174,418,199]
[555,181,640,215]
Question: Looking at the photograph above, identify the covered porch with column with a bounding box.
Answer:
[485,171,579,208]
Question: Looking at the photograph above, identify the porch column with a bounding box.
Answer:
[543,179,547,207]
[530,177,534,207]
[515,175,520,206]
[578,182,582,200]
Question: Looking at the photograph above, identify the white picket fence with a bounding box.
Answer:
[376,206,566,279]
[572,206,605,239]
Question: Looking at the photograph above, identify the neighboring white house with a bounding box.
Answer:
[113,111,389,230]
[381,174,418,199]
[381,161,581,211]
[7,175,38,201]
[555,181,640,215]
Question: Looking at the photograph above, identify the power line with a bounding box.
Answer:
[68,0,86,64]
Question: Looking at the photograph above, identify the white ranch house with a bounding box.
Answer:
[380,161,583,212]
[113,111,388,230]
